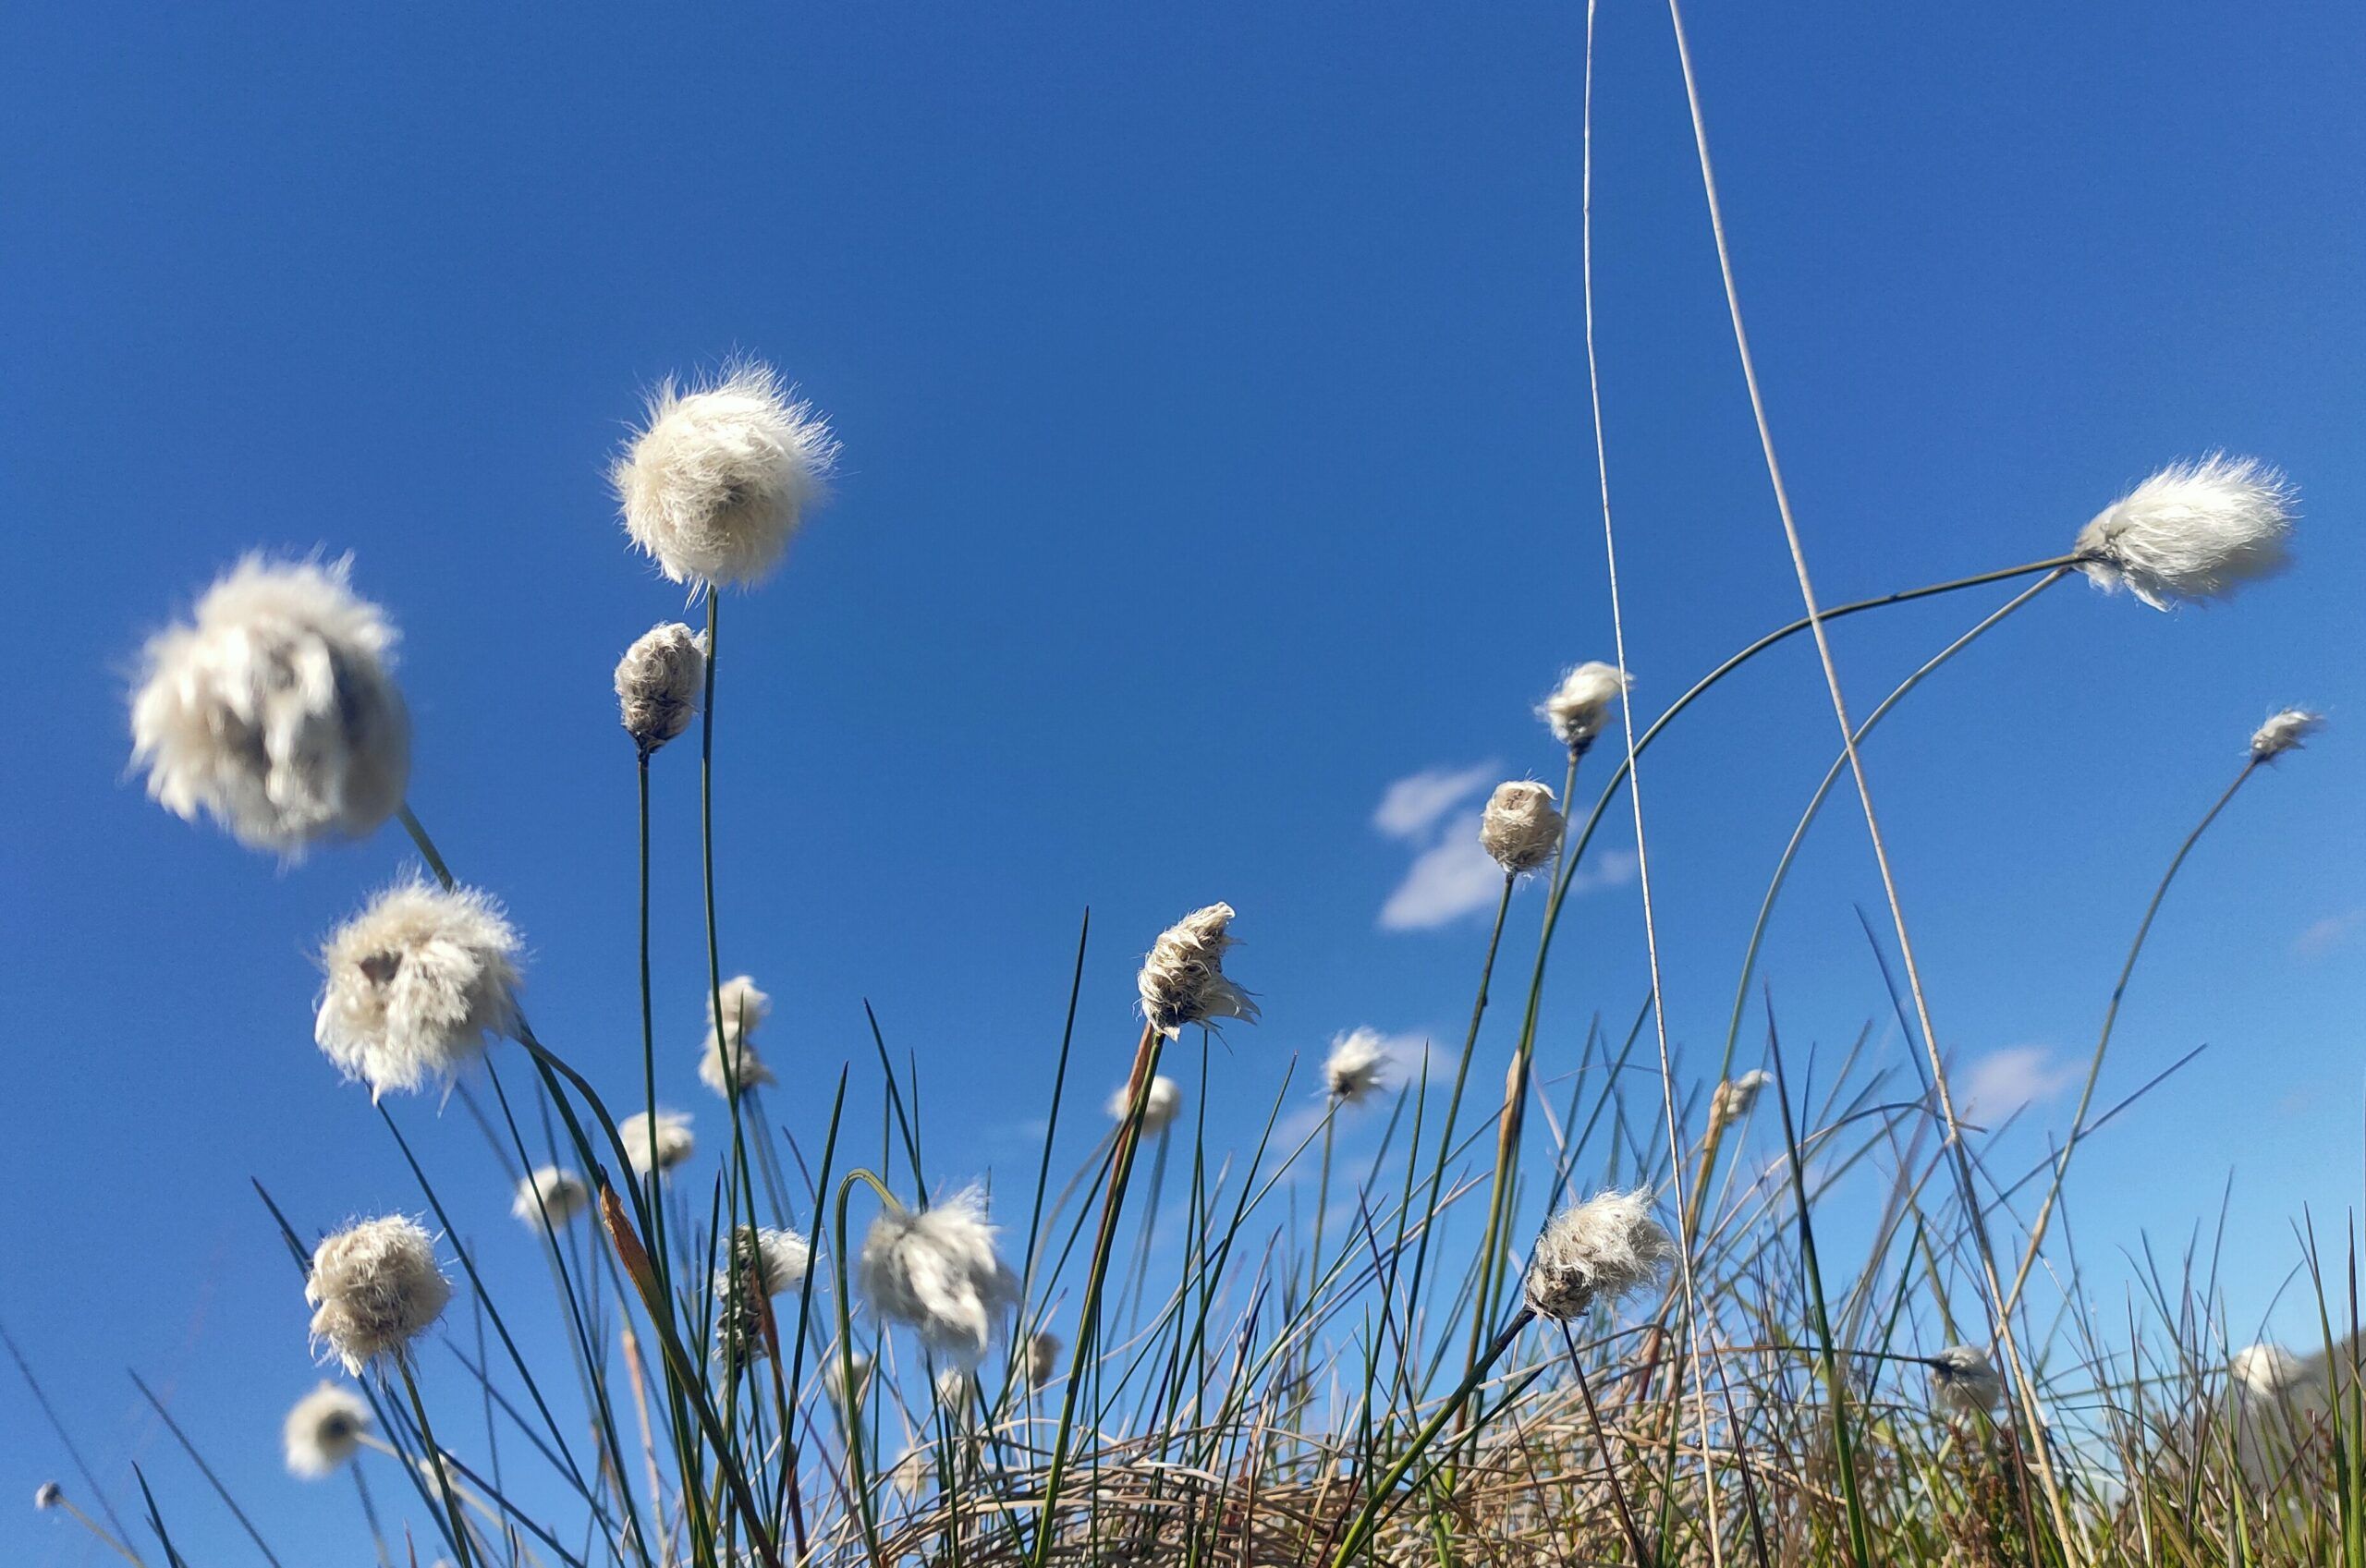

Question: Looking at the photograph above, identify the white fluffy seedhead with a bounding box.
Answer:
[1539,662,1629,753]
[2250,709,2323,763]
[1139,904,1259,1039]
[889,1449,933,1501]
[512,1166,591,1230]
[1710,1069,1773,1125]
[1480,781,1565,874]
[1928,1344,2004,1418]
[857,1185,1021,1368]
[283,1381,372,1478]
[1324,1028,1390,1105]
[1523,1189,1676,1321]
[130,554,410,857]
[314,881,522,1101]
[615,622,706,753]
[2075,456,2296,611]
[618,1110,696,1175]
[306,1215,452,1374]
[753,1227,811,1294]
[612,362,839,589]
[2230,1343,2303,1403]
[698,975,776,1098]
[825,1350,873,1409]
[1108,1074,1184,1133]
[934,1367,972,1408]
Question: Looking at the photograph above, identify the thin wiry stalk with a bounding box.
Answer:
[127,1371,286,1568]
[1658,0,2074,1550]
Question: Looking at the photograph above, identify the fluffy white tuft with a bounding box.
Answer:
[314,881,521,1101]
[2229,1343,2303,1402]
[283,1381,372,1477]
[611,362,839,589]
[698,975,776,1098]
[512,1166,591,1229]
[2250,709,2323,762]
[857,1185,1021,1368]
[306,1215,452,1374]
[129,554,409,857]
[934,1367,972,1408]
[889,1449,933,1501]
[1927,1344,2004,1418]
[1479,780,1565,874]
[1539,662,1629,753]
[1139,904,1259,1039]
[1108,1074,1184,1133]
[1323,1028,1390,1105]
[1710,1069,1773,1125]
[618,1110,696,1175]
[1523,1189,1676,1321]
[34,1482,64,1511]
[825,1350,872,1409]
[615,622,706,753]
[2075,456,2296,610]
[754,1226,811,1294]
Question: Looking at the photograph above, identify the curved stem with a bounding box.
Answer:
[2002,756,2262,1319]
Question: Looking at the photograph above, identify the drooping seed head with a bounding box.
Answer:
[33,1482,63,1511]
[512,1166,591,1229]
[2250,709,2324,763]
[1027,1329,1064,1387]
[618,1110,696,1176]
[2230,1343,2304,1403]
[698,975,776,1099]
[2075,456,2296,611]
[1108,1074,1184,1133]
[306,1215,452,1373]
[129,553,409,857]
[858,1185,1021,1368]
[283,1381,372,1477]
[1139,904,1258,1039]
[615,622,706,754]
[1479,781,1565,874]
[1539,662,1629,754]
[314,880,522,1101]
[1928,1344,2005,1417]
[612,361,839,589]
[1710,1069,1773,1126]
[1523,1189,1676,1321]
[1323,1028,1390,1105]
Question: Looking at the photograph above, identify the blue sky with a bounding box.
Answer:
[4,2,2360,1561]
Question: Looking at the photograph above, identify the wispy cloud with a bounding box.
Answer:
[1961,1045,2078,1119]
[1379,812,1501,930]
[2295,908,2363,960]
[1372,762,1495,842]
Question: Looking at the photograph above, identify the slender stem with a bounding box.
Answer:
[2003,757,2262,1319]
[1563,1326,1653,1567]
[395,1355,478,1568]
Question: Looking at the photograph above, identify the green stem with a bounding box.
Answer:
[395,1354,478,1568]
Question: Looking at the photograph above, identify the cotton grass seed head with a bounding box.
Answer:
[314,881,522,1101]
[618,1110,695,1175]
[1523,1189,1676,1322]
[34,1482,63,1511]
[890,1449,933,1501]
[512,1166,591,1229]
[1324,1028,1389,1105]
[615,622,706,754]
[934,1367,971,1407]
[1928,1345,2004,1417]
[612,361,839,589]
[858,1185,1021,1368]
[283,1381,372,1478]
[2250,709,2323,763]
[1139,903,1258,1039]
[1539,662,1629,754]
[698,975,776,1098]
[2075,456,2296,611]
[1480,781,1564,874]
[1027,1330,1064,1386]
[1108,1074,1184,1133]
[1710,1069,1773,1125]
[2230,1343,2304,1402]
[306,1215,451,1374]
[130,553,409,857]
[825,1350,873,1409]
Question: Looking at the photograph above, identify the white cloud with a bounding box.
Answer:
[1567,847,1639,894]
[2296,909,2362,960]
[1379,811,1501,930]
[1372,762,1495,842]
[1960,1046,2078,1119]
